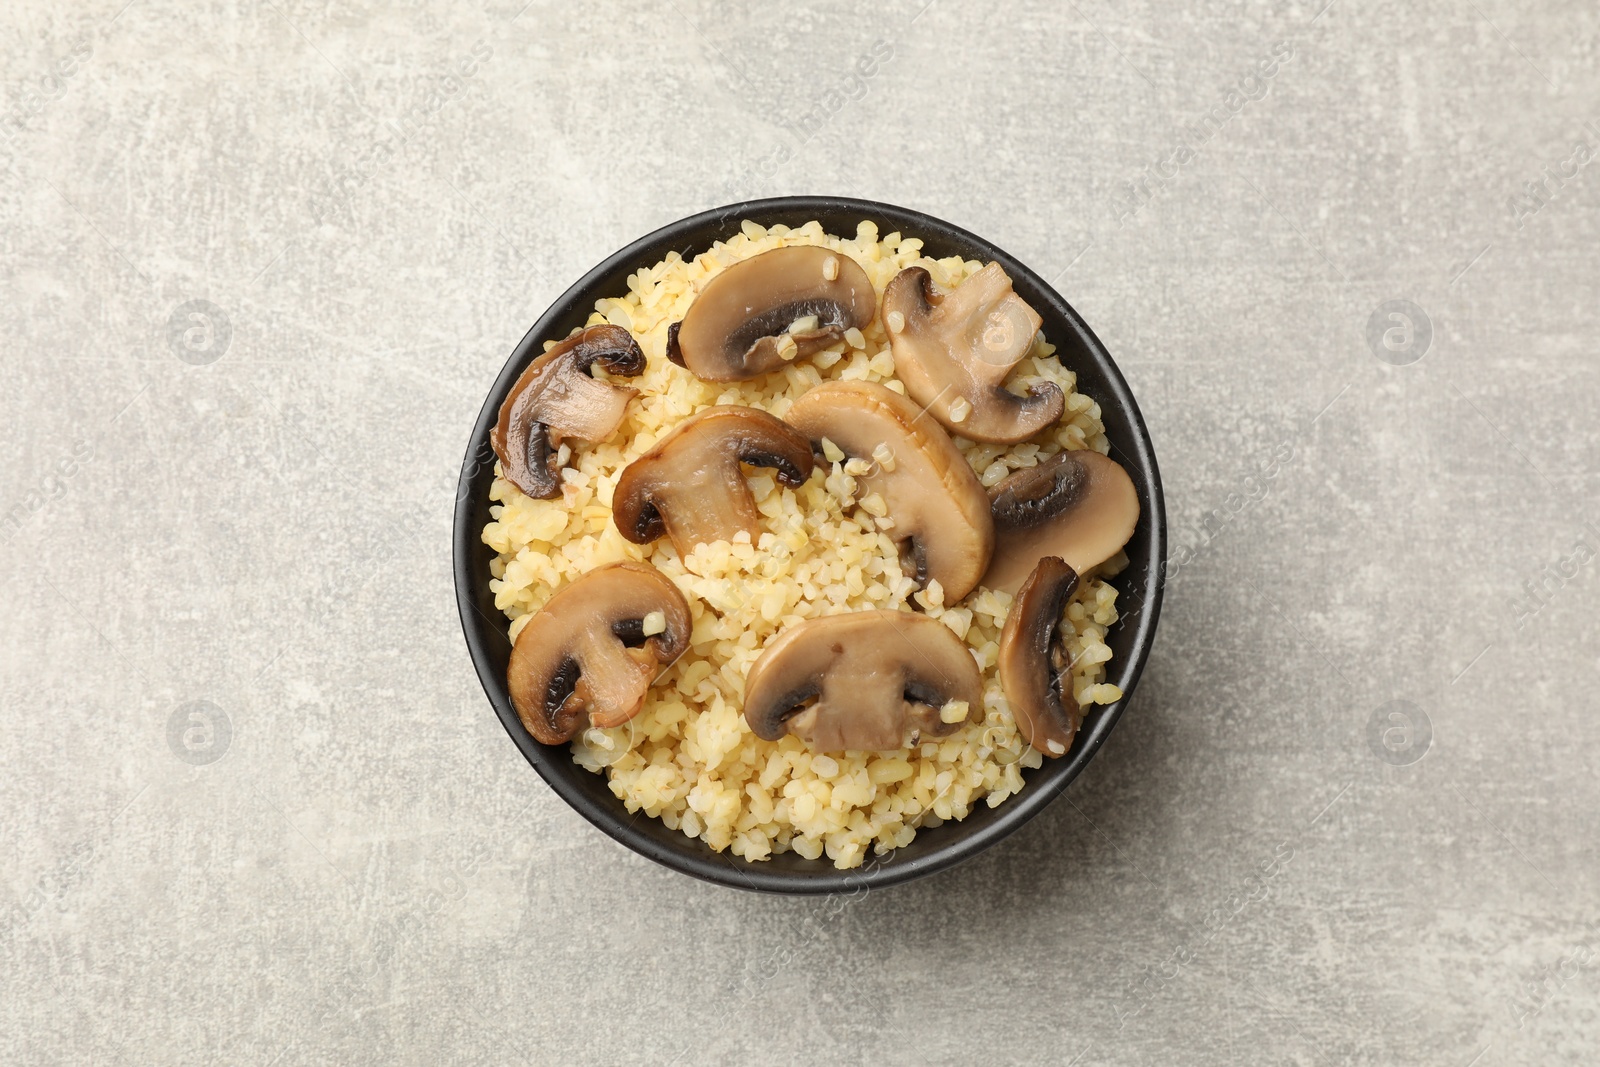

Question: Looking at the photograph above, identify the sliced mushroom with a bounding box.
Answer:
[743,609,982,752]
[612,406,814,557]
[492,324,646,498]
[507,561,691,744]
[785,380,993,602]
[982,449,1140,595]
[667,245,876,381]
[997,556,1082,757]
[882,263,1065,444]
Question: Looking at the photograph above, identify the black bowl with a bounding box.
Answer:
[453,196,1165,894]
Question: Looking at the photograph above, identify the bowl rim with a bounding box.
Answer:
[453,195,1165,894]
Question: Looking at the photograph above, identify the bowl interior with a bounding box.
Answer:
[453,196,1165,893]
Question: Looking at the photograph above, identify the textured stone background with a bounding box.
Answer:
[3,1,1597,1064]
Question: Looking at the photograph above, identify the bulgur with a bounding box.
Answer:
[483,220,1125,869]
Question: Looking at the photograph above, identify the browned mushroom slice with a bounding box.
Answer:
[612,406,814,557]
[506,561,691,744]
[743,609,982,752]
[492,324,646,498]
[667,245,876,381]
[997,556,1083,757]
[982,449,1139,595]
[881,264,1064,444]
[785,380,993,603]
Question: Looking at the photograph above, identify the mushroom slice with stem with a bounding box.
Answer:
[997,556,1083,757]
[612,406,814,557]
[785,380,993,603]
[982,448,1140,596]
[666,245,876,381]
[492,324,646,498]
[881,263,1064,444]
[743,609,983,752]
[506,561,691,744]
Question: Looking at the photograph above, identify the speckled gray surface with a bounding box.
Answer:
[3,1,1598,1063]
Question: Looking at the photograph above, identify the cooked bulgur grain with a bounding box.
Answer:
[483,220,1125,869]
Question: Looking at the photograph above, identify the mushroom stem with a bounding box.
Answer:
[567,625,654,729]
[881,265,1064,445]
[492,324,645,498]
[655,459,765,551]
[932,263,1040,388]
[612,406,815,558]
[743,609,983,752]
[506,561,691,744]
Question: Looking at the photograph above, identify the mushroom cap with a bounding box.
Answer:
[982,448,1140,595]
[506,561,691,744]
[997,556,1082,757]
[668,246,876,381]
[743,609,982,752]
[785,380,994,602]
[882,264,1065,445]
[611,406,814,557]
[492,324,646,498]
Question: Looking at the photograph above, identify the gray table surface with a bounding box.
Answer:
[3,1,1597,1064]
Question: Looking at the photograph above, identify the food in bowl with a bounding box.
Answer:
[481,219,1138,869]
